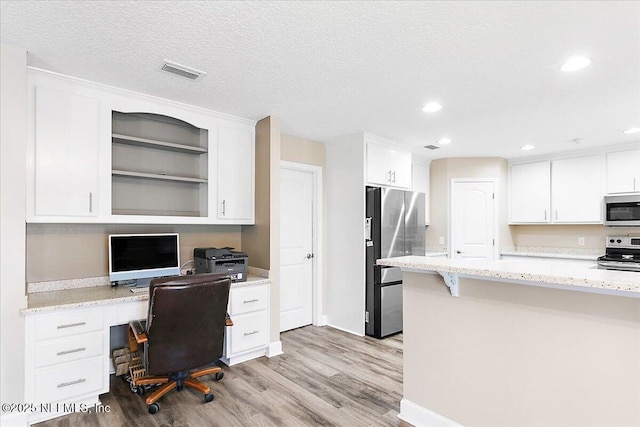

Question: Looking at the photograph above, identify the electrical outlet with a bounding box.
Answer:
[439,236,445,245]
[578,237,585,246]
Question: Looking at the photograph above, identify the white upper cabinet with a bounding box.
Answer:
[551,155,603,223]
[606,148,640,194]
[509,161,551,223]
[216,121,255,222]
[365,138,412,189]
[27,69,255,224]
[411,160,430,224]
[29,84,101,219]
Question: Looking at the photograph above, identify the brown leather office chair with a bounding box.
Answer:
[129,273,232,414]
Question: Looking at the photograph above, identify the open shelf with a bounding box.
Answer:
[111,111,209,217]
[112,133,207,154]
[112,170,208,184]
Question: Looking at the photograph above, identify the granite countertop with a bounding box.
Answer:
[377,256,640,296]
[22,275,270,314]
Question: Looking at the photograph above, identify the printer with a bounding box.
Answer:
[194,247,248,282]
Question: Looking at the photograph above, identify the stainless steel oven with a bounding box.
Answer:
[597,236,640,272]
[604,195,640,227]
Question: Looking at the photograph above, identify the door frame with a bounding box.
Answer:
[449,178,499,260]
[280,161,324,327]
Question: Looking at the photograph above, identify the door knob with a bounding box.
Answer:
[305,253,314,259]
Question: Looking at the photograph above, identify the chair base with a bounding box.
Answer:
[134,365,223,407]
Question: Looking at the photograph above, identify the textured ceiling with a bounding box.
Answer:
[1,1,639,159]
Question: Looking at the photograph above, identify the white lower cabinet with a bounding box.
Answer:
[25,307,109,424]
[222,282,270,366]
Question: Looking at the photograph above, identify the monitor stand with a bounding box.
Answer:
[134,277,152,288]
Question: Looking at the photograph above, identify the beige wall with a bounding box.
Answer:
[426,157,513,252]
[510,224,639,250]
[1,44,27,412]
[403,272,640,426]
[26,224,241,282]
[241,116,281,343]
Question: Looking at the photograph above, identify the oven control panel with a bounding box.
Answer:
[606,236,640,248]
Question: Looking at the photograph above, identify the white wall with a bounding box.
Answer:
[0,44,27,419]
[325,135,365,335]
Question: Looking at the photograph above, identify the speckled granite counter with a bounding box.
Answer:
[22,275,271,314]
[378,256,639,297]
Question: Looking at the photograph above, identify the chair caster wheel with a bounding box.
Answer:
[136,386,145,395]
[214,371,224,381]
[148,403,159,414]
[204,393,214,403]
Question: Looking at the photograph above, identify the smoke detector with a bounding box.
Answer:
[159,60,206,81]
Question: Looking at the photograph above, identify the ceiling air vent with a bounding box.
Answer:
[160,60,206,81]
[423,145,440,150]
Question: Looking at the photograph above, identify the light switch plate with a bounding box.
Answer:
[578,237,585,246]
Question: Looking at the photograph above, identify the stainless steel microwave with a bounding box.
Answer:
[604,194,640,227]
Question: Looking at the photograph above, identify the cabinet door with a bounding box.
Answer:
[509,161,551,223]
[551,155,603,223]
[411,161,430,224]
[366,143,391,186]
[390,149,412,189]
[217,122,255,221]
[606,149,640,194]
[34,87,100,216]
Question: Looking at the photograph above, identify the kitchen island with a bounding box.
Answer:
[378,256,640,427]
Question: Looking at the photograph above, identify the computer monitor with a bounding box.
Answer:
[109,233,180,286]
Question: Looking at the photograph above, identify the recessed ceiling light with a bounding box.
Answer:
[561,56,591,72]
[437,138,452,145]
[623,127,640,134]
[521,144,535,151]
[422,102,442,113]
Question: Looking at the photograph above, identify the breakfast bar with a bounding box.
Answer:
[378,256,640,427]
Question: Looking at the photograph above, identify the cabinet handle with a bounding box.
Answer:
[544,210,547,221]
[222,200,226,216]
[634,177,637,191]
[57,322,86,329]
[387,170,392,182]
[243,299,259,304]
[243,330,259,336]
[57,347,86,356]
[392,171,396,183]
[57,378,86,388]
[89,192,93,213]
[555,210,558,220]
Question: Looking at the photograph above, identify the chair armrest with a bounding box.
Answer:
[129,320,148,344]
[225,312,233,327]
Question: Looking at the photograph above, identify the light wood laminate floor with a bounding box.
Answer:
[36,326,409,427]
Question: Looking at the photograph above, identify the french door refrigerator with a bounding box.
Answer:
[365,186,426,338]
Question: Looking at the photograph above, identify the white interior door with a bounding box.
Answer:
[279,168,314,332]
[451,180,496,260]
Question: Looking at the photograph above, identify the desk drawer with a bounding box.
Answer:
[34,357,105,403]
[114,301,147,324]
[228,311,268,354]
[35,332,104,368]
[35,309,104,341]
[230,285,267,315]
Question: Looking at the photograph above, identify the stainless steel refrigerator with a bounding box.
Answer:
[365,186,426,338]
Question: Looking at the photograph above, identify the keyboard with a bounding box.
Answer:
[129,287,149,294]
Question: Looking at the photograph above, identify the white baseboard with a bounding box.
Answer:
[1,412,28,427]
[315,315,328,326]
[325,322,364,337]
[398,398,463,427]
[266,340,283,357]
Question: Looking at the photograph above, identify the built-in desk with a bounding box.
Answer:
[21,275,270,425]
